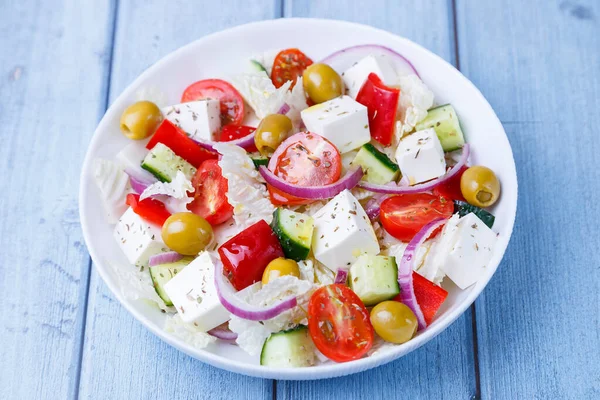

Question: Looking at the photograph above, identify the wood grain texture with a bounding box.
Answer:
[0,1,115,399]
[455,0,600,399]
[77,1,279,399]
[278,1,477,398]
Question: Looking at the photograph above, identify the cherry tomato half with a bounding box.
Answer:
[267,132,341,206]
[218,125,258,152]
[379,193,453,242]
[308,284,374,363]
[187,159,233,226]
[433,165,467,202]
[218,220,284,290]
[271,48,313,89]
[181,79,244,126]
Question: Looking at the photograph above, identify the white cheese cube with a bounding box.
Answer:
[395,128,446,184]
[440,213,497,289]
[301,96,370,153]
[342,55,398,98]
[311,189,380,271]
[162,100,221,141]
[163,252,229,331]
[113,208,166,266]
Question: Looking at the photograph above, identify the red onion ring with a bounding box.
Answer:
[398,218,448,331]
[259,166,363,200]
[321,44,419,78]
[358,144,470,194]
[213,255,297,321]
[334,268,348,284]
[148,252,183,267]
[277,103,291,115]
[207,322,238,341]
[125,170,155,194]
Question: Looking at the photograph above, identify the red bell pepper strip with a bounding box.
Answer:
[126,193,171,227]
[356,73,400,146]
[394,271,448,325]
[146,120,218,168]
[218,220,284,290]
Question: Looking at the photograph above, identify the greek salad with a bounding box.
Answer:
[96,45,501,366]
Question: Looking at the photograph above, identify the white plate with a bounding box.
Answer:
[79,18,517,380]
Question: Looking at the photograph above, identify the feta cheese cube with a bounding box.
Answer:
[342,55,398,98]
[311,189,380,271]
[113,208,166,266]
[440,213,497,289]
[163,252,229,331]
[162,100,221,141]
[301,96,370,153]
[395,128,446,184]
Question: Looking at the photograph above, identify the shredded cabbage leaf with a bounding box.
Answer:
[94,158,130,224]
[109,260,171,312]
[140,171,193,201]
[249,50,279,76]
[394,75,434,140]
[135,86,169,109]
[213,142,275,228]
[164,314,216,349]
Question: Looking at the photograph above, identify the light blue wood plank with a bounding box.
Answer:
[279,1,477,398]
[78,1,279,399]
[455,0,600,399]
[0,0,115,399]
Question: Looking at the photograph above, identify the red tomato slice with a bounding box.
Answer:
[271,48,313,89]
[308,284,374,363]
[379,193,453,242]
[181,79,244,125]
[187,160,233,226]
[217,220,284,290]
[218,125,258,153]
[433,165,467,202]
[356,73,400,146]
[267,132,341,206]
[126,193,171,226]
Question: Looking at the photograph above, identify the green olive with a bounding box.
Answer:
[161,212,213,256]
[370,301,418,344]
[460,166,501,208]
[262,258,300,285]
[120,101,163,140]
[302,63,343,104]
[254,114,293,157]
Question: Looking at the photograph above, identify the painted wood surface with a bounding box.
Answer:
[455,0,600,399]
[1,0,599,399]
[0,1,115,399]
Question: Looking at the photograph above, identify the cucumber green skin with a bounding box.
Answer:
[141,163,171,183]
[352,143,400,184]
[141,143,196,183]
[454,201,495,228]
[250,60,268,74]
[149,258,193,306]
[416,104,465,152]
[251,157,269,169]
[260,326,315,367]
[271,209,313,261]
[349,255,400,306]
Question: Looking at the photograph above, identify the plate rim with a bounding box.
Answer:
[79,17,518,380]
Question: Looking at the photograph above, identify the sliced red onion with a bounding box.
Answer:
[399,218,448,331]
[214,256,297,321]
[192,133,256,153]
[259,166,363,200]
[148,252,183,267]
[125,170,155,194]
[207,322,238,341]
[321,44,419,78]
[364,193,390,221]
[358,144,470,194]
[334,268,348,284]
[277,103,291,115]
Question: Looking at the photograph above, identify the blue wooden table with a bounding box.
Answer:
[1,0,599,398]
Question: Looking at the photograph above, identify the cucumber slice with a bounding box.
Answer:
[249,60,268,75]
[141,143,196,182]
[352,143,399,184]
[349,255,400,306]
[415,104,465,152]
[271,208,314,261]
[149,257,194,306]
[454,201,495,228]
[251,155,269,169]
[260,326,316,367]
